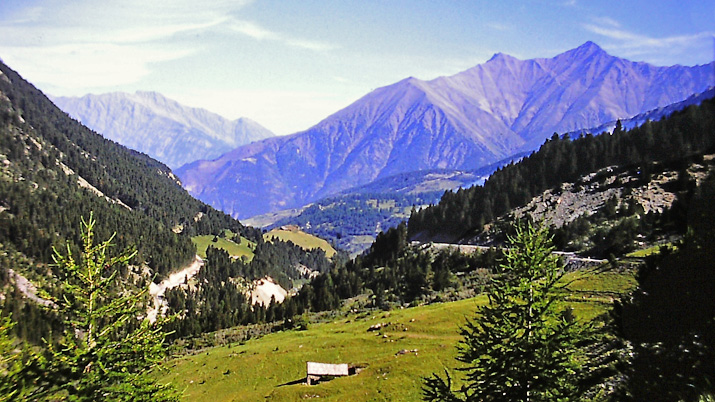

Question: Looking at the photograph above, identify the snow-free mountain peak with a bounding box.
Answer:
[51,91,275,169]
[174,42,713,219]
[487,52,520,63]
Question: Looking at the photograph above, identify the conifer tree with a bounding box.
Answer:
[0,315,22,402]
[423,222,589,401]
[26,213,179,401]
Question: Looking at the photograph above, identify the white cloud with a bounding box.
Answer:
[2,43,192,91]
[589,16,621,29]
[285,38,337,52]
[230,19,337,51]
[231,20,279,41]
[583,18,714,64]
[0,0,249,90]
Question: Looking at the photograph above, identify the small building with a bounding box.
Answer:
[306,362,349,385]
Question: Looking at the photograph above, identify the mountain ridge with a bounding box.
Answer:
[177,41,714,218]
[51,91,275,169]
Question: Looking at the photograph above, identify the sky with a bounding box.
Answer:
[0,0,713,135]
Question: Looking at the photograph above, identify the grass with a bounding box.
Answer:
[626,243,674,258]
[191,235,255,260]
[265,228,337,258]
[192,228,336,261]
[163,299,475,401]
[161,267,636,401]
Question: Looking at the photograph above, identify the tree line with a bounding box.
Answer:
[409,98,715,241]
[163,236,337,338]
[0,60,262,344]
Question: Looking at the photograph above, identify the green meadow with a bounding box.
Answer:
[192,228,337,261]
[191,234,255,260]
[264,228,337,258]
[162,267,635,401]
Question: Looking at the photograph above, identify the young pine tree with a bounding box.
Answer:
[0,315,23,402]
[424,222,590,402]
[25,213,179,401]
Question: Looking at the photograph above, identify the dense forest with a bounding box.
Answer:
[164,237,337,338]
[0,61,321,345]
[409,98,715,242]
[0,61,258,276]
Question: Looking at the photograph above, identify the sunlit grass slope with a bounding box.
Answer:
[265,228,337,258]
[162,267,635,401]
[191,234,255,260]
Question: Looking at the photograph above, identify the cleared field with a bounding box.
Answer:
[162,267,635,401]
[192,235,255,260]
[265,228,337,258]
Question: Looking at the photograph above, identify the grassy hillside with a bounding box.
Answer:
[265,228,337,258]
[162,266,634,401]
[192,234,255,260]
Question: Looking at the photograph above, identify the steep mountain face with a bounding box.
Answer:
[176,42,714,219]
[0,60,255,281]
[0,61,340,344]
[51,91,274,169]
[408,96,715,243]
[569,87,715,136]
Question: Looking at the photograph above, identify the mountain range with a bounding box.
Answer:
[51,91,275,169]
[175,42,714,219]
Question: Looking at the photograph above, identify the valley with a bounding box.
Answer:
[0,28,713,402]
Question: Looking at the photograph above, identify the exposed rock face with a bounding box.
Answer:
[249,277,287,306]
[510,156,715,228]
[176,42,714,218]
[51,91,275,169]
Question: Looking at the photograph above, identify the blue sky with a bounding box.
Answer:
[0,0,713,135]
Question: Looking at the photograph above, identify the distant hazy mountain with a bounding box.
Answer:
[176,41,714,218]
[51,91,275,169]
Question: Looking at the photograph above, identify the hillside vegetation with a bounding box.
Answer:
[264,193,430,255]
[162,266,634,401]
[192,232,255,260]
[0,61,332,348]
[265,227,337,258]
[409,98,715,242]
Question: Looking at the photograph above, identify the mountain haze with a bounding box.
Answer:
[51,91,275,169]
[0,60,261,281]
[176,42,714,218]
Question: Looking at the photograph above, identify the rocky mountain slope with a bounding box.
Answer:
[408,95,715,244]
[0,62,252,278]
[177,42,714,218]
[51,91,274,169]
